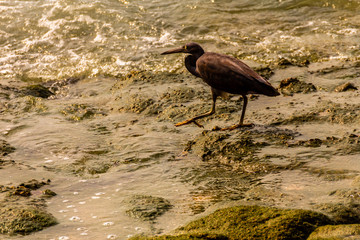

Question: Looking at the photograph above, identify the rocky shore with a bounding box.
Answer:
[0,58,359,239]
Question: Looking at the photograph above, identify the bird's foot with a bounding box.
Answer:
[212,123,254,131]
[175,119,204,128]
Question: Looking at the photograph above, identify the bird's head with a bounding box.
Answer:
[161,42,204,56]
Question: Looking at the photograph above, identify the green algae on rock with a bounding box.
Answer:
[308,224,360,240]
[125,195,172,221]
[0,205,57,235]
[131,205,331,240]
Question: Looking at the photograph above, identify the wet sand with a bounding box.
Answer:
[0,59,359,239]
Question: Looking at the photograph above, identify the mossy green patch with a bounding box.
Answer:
[0,205,57,235]
[131,205,331,240]
[308,224,360,240]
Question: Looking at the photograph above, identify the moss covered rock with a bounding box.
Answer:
[125,195,172,221]
[308,224,360,240]
[0,205,57,235]
[131,205,331,240]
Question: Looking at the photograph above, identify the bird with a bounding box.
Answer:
[161,42,280,130]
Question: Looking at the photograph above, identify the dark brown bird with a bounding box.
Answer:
[161,42,280,130]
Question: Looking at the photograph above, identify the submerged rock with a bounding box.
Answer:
[308,224,360,240]
[273,101,360,125]
[0,140,15,156]
[22,84,54,98]
[61,103,106,121]
[184,129,292,173]
[0,204,57,235]
[315,203,360,224]
[131,205,331,240]
[279,77,317,96]
[125,195,172,221]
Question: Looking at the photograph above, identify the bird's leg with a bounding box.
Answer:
[175,92,217,128]
[218,95,253,131]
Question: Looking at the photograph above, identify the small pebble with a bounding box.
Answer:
[103,222,114,226]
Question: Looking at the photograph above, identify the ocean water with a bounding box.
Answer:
[1,1,360,239]
[0,0,359,82]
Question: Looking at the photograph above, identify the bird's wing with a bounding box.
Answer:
[196,52,278,96]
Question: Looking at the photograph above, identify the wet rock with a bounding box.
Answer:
[276,58,294,68]
[9,186,32,197]
[42,189,57,198]
[334,82,358,92]
[0,204,57,235]
[330,189,360,202]
[131,205,331,240]
[185,130,276,173]
[125,195,172,221]
[279,77,317,96]
[186,131,261,161]
[64,155,112,176]
[273,101,360,125]
[0,140,15,156]
[308,224,360,240]
[61,103,106,121]
[117,94,157,114]
[316,203,360,224]
[4,96,48,114]
[253,66,274,79]
[131,233,227,240]
[160,86,197,103]
[22,84,54,98]
[2,179,50,198]
[294,138,323,147]
[19,179,50,190]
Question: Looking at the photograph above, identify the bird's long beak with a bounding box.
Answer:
[161,47,186,55]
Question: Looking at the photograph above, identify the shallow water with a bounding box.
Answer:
[0,0,360,239]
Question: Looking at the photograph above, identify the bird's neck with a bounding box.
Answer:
[192,49,204,60]
[185,55,201,78]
